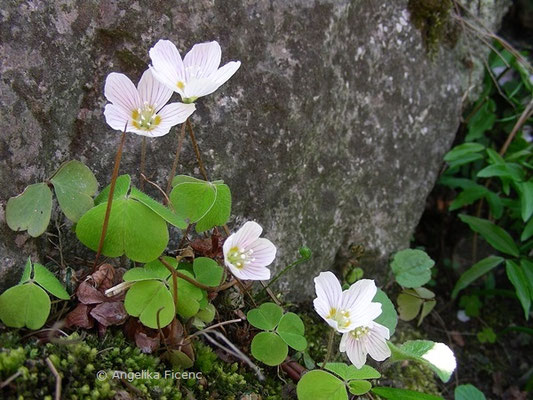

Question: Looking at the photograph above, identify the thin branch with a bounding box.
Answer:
[158,257,213,292]
[499,99,533,156]
[186,119,208,181]
[46,357,62,400]
[165,122,188,197]
[141,173,173,209]
[94,126,127,270]
[186,318,243,339]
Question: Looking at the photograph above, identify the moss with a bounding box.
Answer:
[408,0,459,57]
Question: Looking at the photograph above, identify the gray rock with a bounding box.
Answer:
[0,0,509,297]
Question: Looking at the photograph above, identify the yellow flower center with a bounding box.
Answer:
[327,308,352,329]
[227,246,255,270]
[131,104,161,131]
[177,81,185,90]
[350,326,370,340]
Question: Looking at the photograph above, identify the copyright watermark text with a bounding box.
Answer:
[96,370,203,382]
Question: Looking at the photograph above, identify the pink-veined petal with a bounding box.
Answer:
[210,61,241,86]
[104,72,141,113]
[149,39,185,92]
[137,69,173,112]
[342,333,367,369]
[231,221,263,249]
[104,104,130,132]
[234,264,271,281]
[314,272,342,316]
[342,279,377,310]
[366,325,391,362]
[247,238,276,268]
[183,41,222,79]
[183,77,221,99]
[157,102,196,130]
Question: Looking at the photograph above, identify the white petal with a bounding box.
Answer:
[248,238,276,268]
[157,102,196,132]
[104,72,141,113]
[104,104,129,131]
[342,279,381,325]
[231,221,263,249]
[314,272,342,314]
[366,324,391,362]
[421,343,457,374]
[149,39,185,92]
[341,333,367,369]
[234,264,271,281]
[183,77,222,99]
[137,69,173,112]
[210,61,241,85]
[183,41,221,79]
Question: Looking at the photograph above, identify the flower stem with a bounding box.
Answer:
[93,127,127,270]
[161,257,179,310]
[186,119,208,181]
[321,329,336,369]
[165,121,187,198]
[139,137,146,190]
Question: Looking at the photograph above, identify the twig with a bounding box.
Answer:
[186,119,208,181]
[200,330,265,381]
[499,99,533,156]
[45,357,62,400]
[140,173,173,208]
[0,370,22,389]
[140,137,146,190]
[186,318,243,339]
[321,329,336,369]
[94,126,127,270]
[165,122,188,197]
[158,257,213,292]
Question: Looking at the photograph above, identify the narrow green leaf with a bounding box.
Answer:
[32,263,69,300]
[485,191,503,219]
[94,174,131,205]
[251,332,288,366]
[0,283,51,329]
[521,259,533,300]
[6,183,52,237]
[451,256,504,299]
[506,260,531,319]
[247,302,283,330]
[477,163,524,182]
[129,186,187,229]
[519,181,533,222]
[372,387,443,400]
[444,143,485,162]
[459,215,519,257]
[50,160,98,222]
[447,153,484,169]
[521,217,533,241]
[449,185,488,211]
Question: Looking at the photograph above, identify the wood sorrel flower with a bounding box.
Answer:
[223,221,276,281]
[104,69,195,137]
[149,39,241,104]
[313,272,382,333]
[339,321,391,368]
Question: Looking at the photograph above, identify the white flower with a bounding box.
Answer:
[149,39,241,103]
[421,342,457,375]
[313,272,382,333]
[223,221,276,281]
[339,321,391,369]
[104,69,195,137]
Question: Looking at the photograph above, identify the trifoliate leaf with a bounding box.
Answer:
[325,363,381,381]
[277,312,307,351]
[193,257,224,287]
[390,249,435,288]
[124,280,174,329]
[32,263,69,300]
[297,370,348,400]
